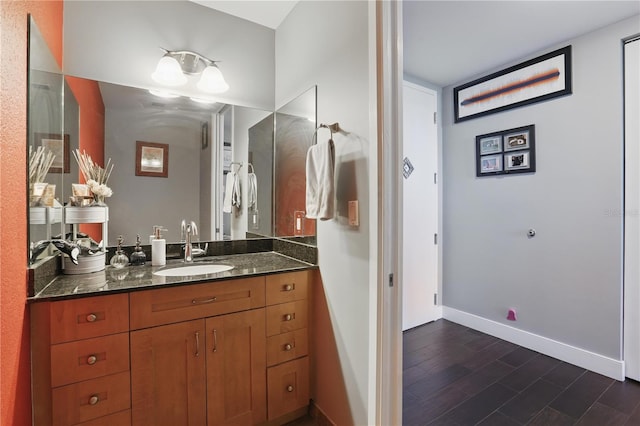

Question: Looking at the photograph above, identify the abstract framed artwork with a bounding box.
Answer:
[136,141,168,178]
[455,46,572,123]
[476,124,536,177]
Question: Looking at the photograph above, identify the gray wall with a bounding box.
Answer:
[442,16,639,359]
[277,1,374,424]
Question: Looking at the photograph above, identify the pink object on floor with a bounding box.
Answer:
[507,308,517,321]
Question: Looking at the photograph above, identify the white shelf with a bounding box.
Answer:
[65,206,109,224]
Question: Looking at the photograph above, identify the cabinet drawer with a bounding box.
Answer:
[51,332,129,387]
[267,357,309,420]
[267,300,307,337]
[130,277,266,329]
[266,329,308,367]
[265,271,308,306]
[50,294,129,344]
[75,409,131,426]
[52,371,130,426]
[266,300,308,337]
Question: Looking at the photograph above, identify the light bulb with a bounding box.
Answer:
[197,64,229,93]
[152,56,187,86]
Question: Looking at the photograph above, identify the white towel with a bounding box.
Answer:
[223,171,237,213]
[247,172,258,211]
[232,171,241,210]
[305,139,335,220]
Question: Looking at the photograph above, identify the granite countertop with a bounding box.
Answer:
[29,251,316,302]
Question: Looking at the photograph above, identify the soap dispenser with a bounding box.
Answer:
[130,234,147,266]
[109,235,129,269]
[151,226,167,266]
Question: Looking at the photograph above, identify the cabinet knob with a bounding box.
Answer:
[286,385,294,393]
[284,284,293,292]
[284,343,293,351]
[87,355,97,365]
[86,313,97,323]
[88,395,99,405]
[284,313,294,322]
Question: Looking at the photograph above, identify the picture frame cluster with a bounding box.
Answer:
[476,124,536,177]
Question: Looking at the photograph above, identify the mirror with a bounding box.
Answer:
[27,16,66,263]
[27,4,319,265]
[94,79,272,243]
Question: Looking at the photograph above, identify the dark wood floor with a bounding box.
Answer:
[403,319,640,425]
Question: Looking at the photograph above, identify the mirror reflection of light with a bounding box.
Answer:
[141,158,163,167]
[149,89,180,98]
[190,97,217,104]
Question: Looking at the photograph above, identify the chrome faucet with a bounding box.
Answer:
[181,220,198,262]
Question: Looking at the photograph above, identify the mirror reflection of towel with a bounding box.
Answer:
[223,171,241,213]
[305,139,335,220]
[247,172,258,211]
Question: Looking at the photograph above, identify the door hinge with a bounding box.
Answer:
[434,233,438,245]
[388,273,394,287]
[433,112,437,124]
[434,293,438,305]
[434,172,437,184]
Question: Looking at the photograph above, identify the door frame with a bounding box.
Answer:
[624,35,640,380]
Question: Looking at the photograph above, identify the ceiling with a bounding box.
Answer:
[189,0,298,29]
[403,1,640,87]
[190,0,638,88]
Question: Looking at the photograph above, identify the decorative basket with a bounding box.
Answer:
[62,252,106,275]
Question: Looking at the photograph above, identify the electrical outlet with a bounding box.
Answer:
[348,200,359,227]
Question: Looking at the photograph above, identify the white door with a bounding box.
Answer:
[402,81,440,331]
[624,37,640,381]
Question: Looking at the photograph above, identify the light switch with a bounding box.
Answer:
[348,201,359,227]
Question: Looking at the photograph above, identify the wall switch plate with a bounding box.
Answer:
[348,200,359,227]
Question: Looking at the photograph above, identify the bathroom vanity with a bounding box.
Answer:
[29,252,315,426]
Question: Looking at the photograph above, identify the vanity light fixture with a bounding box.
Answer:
[151,48,229,93]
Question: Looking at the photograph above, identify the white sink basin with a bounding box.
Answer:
[154,264,233,277]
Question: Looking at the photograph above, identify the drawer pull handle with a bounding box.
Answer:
[212,329,218,353]
[283,284,294,292]
[284,313,295,322]
[86,313,97,323]
[88,395,99,405]
[192,296,217,305]
[287,385,294,393]
[284,343,293,351]
[87,355,97,365]
[195,331,200,357]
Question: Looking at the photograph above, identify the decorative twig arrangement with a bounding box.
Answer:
[73,149,114,199]
[29,146,55,184]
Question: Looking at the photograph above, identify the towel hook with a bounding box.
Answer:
[230,161,242,172]
[247,163,255,173]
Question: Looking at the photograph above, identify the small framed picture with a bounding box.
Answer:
[36,133,70,173]
[479,154,503,174]
[504,129,531,151]
[136,141,168,178]
[505,151,530,171]
[479,135,502,155]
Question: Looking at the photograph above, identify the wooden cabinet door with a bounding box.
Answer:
[206,309,267,425]
[131,319,206,426]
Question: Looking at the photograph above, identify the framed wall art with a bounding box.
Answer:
[455,46,572,123]
[36,133,70,173]
[476,124,536,177]
[136,141,168,178]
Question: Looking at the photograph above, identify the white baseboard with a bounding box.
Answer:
[442,306,625,381]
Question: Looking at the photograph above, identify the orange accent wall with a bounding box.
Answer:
[66,76,106,240]
[0,2,63,425]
